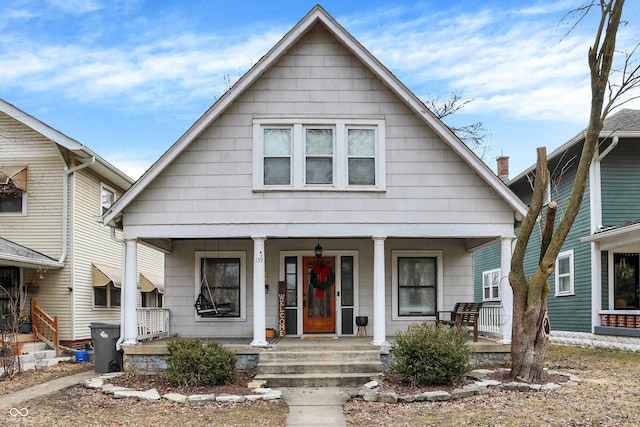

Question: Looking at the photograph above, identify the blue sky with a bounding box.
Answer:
[1,0,639,179]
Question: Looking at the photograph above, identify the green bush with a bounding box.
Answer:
[392,322,473,386]
[165,338,237,386]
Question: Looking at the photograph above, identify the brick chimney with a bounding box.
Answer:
[496,155,509,183]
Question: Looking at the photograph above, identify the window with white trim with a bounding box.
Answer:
[391,250,443,319]
[482,268,501,301]
[195,251,246,320]
[100,183,116,215]
[253,119,385,190]
[555,250,574,296]
[0,166,27,215]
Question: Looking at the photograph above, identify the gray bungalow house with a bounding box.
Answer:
[474,109,640,351]
[103,5,527,353]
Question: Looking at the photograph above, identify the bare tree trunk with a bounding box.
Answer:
[509,0,628,382]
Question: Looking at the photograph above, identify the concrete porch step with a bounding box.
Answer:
[258,349,381,362]
[255,345,384,387]
[255,372,381,387]
[257,360,383,375]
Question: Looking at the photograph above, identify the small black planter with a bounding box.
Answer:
[355,316,368,327]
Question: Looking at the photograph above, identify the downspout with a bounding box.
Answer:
[52,145,96,265]
[589,136,619,333]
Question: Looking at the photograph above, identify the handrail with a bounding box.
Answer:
[31,300,60,356]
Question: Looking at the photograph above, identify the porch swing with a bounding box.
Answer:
[194,257,232,316]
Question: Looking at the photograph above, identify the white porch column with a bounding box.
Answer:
[122,238,138,346]
[500,236,513,344]
[251,236,268,347]
[372,236,388,346]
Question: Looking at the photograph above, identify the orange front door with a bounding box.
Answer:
[303,256,336,334]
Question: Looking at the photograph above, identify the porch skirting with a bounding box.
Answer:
[120,336,511,374]
[550,330,640,352]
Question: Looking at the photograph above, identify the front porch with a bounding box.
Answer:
[121,335,511,377]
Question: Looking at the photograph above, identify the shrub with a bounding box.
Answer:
[165,338,237,386]
[392,322,473,386]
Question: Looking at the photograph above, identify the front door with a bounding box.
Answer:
[303,256,336,334]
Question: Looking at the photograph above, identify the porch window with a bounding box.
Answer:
[253,119,385,191]
[195,251,246,320]
[392,251,442,319]
[482,269,501,301]
[554,250,574,296]
[614,253,639,309]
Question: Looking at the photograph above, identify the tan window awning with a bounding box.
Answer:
[140,272,164,294]
[0,165,28,192]
[92,263,122,288]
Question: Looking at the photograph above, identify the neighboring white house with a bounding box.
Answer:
[0,98,165,349]
[103,5,527,348]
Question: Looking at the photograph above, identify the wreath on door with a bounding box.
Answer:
[310,262,335,298]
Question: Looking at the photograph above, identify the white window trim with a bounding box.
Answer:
[482,268,501,302]
[555,249,575,296]
[0,192,27,216]
[253,118,386,191]
[93,283,121,310]
[100,182,117,216]
[391,250,443,321]
[194,251,247,321]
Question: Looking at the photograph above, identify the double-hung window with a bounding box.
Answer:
[482,269,501,301]
[101,183,116,215]
[254,119,385,190]
[391,250,443,319]
[555,250,574,296]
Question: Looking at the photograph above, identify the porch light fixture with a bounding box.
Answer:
[314,241,323,258]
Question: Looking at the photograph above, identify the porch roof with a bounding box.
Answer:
[581,218,640,251]
[0,237,63,269]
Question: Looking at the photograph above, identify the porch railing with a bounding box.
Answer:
[478,304,503,337]
[31,300,60,356]
[136,308,170,341]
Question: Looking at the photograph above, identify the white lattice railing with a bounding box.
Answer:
[478,304,504,337]
[136,308,170,341]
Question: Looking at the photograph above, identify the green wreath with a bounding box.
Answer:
[311,263,335,291]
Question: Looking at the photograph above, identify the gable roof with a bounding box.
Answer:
[0,98,133,190]
[510,109,640,184]
[103,5,527,225]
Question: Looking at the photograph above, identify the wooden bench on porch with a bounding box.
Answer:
[436,302,483,342]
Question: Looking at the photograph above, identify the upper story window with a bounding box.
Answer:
[100,183,116,215]
[253,118,385,191]
[0,166,27,215]
[482,268,501,301]
[555,250,574,296]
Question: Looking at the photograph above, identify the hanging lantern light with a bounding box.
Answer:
[314,241,323,258]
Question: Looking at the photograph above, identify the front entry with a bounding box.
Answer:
[303,256,336,334]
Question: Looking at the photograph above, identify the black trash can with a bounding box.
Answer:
[89,321,123,373]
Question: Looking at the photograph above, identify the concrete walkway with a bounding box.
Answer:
[281,387,350,426]
[0,370,96,410]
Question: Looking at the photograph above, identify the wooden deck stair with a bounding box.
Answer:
[254,339,383,387]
